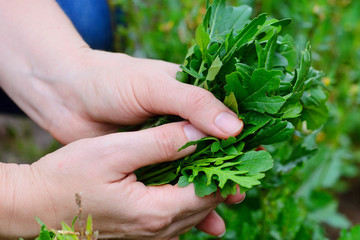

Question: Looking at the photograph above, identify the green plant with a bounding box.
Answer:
[135,0,328,198]
[26,194,98,240]
[31,215,97,240]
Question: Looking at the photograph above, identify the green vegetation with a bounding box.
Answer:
[111,0,360,239]
[135,0,328,199]
[32,215,97,240]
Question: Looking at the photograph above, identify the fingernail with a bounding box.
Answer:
[184,124,207,141]
[218,231,226,237]
[215,112,243,135]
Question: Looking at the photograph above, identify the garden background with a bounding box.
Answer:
[0,0,359,239]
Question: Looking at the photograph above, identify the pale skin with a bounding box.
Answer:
[0,0,245,239]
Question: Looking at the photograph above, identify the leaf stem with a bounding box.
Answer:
[194,60,206,86]
[138,164,177,183]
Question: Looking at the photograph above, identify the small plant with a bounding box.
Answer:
[27,193,98,240]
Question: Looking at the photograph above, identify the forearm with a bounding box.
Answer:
[0,0,88,130]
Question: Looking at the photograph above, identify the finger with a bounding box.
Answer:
[196,210,225,237]
[140,57,180,77]
[147,184,224,219]
[162,207,215,239]
[138,73,244,139]
[224,185,246,204]
[95,121,206,173]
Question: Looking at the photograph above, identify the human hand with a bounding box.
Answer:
[28,50,243,144]
[0,0,243,144]
[2,122,244,239]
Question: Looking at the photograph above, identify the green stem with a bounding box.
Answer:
[194,60,207,86]
[139,164,177,183]
[182,144,212,165]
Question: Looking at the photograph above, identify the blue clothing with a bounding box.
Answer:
[56,0,113,50]
[1,0,114,114]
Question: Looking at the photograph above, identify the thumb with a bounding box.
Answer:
[137,69,244,139]
[98,121,207,174]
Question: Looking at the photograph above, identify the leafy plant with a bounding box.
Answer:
[25,193,99,240]
[135,0,328,198]
[31,215,97,240]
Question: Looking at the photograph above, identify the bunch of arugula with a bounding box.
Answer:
[135,0,328,198]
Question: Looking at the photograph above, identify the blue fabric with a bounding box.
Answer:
[56,0,113,50]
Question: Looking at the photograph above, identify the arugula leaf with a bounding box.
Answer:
[195,24,210,57]
[225,69,286,114]
[206,56,223,81]
[206,0,252,40]
[136,2,328,198]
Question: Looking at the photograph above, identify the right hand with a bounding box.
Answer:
[5,122,244,239]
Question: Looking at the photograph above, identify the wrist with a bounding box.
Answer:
[0,161,69,239]
[0,163,37,239]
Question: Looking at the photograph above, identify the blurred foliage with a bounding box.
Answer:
[110,0,360,239]
[338,225,360,240]
[0,117,60,164]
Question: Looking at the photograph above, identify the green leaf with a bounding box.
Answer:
[301,102,328,129]
[235,150,273,175]
[270,18,292,27]
[35,218,52,240]
[176,71,188,83]
[208,0,252,40]
[211,141,222,152]
[61,222,73,231]
[86,215,93,237]
[246,121,294,148]
[223,92,239,113]
[193,174,218,197]
[221,136,237,148]
[281,101,303,118]
[71,216,77,230]
[235,63,253,81]
[178,175,191,187]
[180,65,204,80]
[339,225,360,240]
[222,13,267,63]
[206,56,223,81]
[278,35,298,70]
[188,155,238,167]
[286,43,312,104]
[255,30,278,70]
[195,24,210,57]
[178,136,218,151]
[225,69,285,114]
[301,88,329,129]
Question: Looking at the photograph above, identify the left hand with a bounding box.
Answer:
[29,50,243,144]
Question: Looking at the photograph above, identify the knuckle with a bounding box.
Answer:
[142,216,172,234]
[153,128,177,161]
[187,88,215,111]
